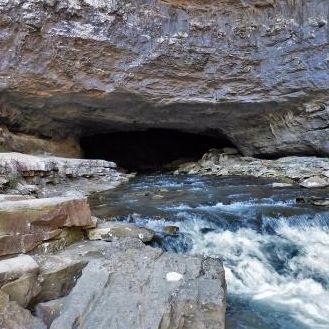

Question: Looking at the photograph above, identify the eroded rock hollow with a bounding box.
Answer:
[1,0,329,158]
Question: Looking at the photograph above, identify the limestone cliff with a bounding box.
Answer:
[0,0,329,157]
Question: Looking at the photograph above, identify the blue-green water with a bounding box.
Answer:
[90,175,329,329]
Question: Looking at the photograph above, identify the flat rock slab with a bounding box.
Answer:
[49,239,226,329]
[0,197,93,256]
[0,152,116,177]
[87,221,155,242]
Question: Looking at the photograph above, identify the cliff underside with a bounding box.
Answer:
[1,0,329,161]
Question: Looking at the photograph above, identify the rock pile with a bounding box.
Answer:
[176,148,329,188]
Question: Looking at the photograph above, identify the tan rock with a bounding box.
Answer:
[0,291,46,329]
[164,225,179,235]
[1,273,41,307]
[0,125,81,158]
[87,222,155,242]
[0,197,93,256]
[32,228,85,255]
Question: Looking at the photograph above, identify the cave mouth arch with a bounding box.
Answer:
[80,129,235,172]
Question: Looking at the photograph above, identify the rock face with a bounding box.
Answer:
[0,125,81,158]
[0,0,329,157]
[49,239,226,329]
[0,196,93,255]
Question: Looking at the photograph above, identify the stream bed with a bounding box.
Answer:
[89,174,329,329]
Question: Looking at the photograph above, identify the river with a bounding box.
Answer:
[89,174,329,329]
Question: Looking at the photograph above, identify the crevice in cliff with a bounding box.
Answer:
[80,129,235,172]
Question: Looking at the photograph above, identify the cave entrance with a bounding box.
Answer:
[80,129,234,172]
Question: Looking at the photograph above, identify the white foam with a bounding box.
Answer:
[186,221,329,328]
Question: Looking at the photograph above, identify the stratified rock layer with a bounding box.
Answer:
[0,0,329,157]
[0,197,93,255]
[0,152,131,196]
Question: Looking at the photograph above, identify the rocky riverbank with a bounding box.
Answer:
[0,152,132,197]
[175,148,329,188]
[0,152,226,329]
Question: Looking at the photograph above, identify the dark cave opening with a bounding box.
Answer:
[80,129,235,172]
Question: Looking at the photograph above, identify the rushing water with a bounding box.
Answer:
[89,174,329,329]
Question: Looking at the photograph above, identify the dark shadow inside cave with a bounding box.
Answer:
[80,129,235,172]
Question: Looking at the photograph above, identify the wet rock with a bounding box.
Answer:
[164,225,179,235]
[272,182,293,188]
[32,256,87,304]
[300,176,329,188]
[296,197,329,207]
[0,197,93,256]
[87,222,155,242]
[200,228,216,234]
[0,290,46,329]
[49,239,226,329]
[35,297,66,327]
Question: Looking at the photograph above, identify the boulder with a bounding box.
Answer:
[1,273,41,307]
[300,176,329,188]
[32,256,87,304]
[296,197,329,207]
[48,239,226,329]
[163,225,180,235]
[0,255,40,307]
[0,197,93,256]
[35,298,66,328]
[87,222,155,243]
[0,291,46,329]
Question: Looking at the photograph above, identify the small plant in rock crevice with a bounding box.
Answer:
[6,174,22,190]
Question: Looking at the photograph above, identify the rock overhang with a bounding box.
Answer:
[0,0,329,158]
